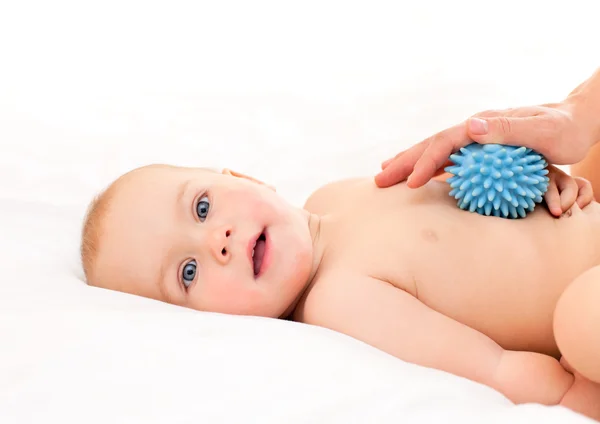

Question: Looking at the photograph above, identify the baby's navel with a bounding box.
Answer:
[561,209,573,218]
[421,228,439,243]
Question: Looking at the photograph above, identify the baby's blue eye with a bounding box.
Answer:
[182,260,197,288]
[196,196,210,221]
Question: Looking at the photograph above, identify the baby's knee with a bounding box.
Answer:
[554,266,600,382]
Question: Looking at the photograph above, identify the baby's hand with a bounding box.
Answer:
[545,165,594,217]
[559,356,600,421]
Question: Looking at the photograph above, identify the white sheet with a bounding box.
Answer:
[1,1,599,422]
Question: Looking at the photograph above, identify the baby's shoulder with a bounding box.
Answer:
[303,177,368,214]
[293,270,366,324]
[293,271,416,331]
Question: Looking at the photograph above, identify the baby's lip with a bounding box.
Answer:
[247,229,264,276]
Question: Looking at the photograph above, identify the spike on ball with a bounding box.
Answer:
[444,143,549,219]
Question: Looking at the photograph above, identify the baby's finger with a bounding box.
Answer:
[575,177,594,209]
[557,174,579,213]
[544,177,562,217]
[375,141,428,188]
[408,123,468,188]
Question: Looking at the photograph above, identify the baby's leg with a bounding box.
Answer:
[571,142,600,201]
[562,142,600,382]
[554,266,600,383]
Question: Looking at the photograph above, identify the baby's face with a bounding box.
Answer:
[93,165,315,318]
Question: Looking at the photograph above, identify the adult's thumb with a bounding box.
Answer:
[466,116,535,145]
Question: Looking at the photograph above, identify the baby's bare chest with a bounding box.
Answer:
[309,179,600,353]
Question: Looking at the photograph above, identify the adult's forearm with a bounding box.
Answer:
[566,67,600,144]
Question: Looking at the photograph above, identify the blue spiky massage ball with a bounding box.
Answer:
[445,143,550,218]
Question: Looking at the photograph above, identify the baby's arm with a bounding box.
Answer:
[313,278,578,406]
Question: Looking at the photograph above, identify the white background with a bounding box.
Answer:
[0,1,598,423]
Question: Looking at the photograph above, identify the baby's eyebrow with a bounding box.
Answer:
[177,179,193,208]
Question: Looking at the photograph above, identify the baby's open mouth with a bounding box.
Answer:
[251,232,267,276]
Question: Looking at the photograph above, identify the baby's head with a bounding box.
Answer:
[81,164,317,318]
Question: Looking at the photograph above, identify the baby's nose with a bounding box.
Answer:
[209,225,232,264]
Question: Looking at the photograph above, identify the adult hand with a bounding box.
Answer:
[375,102,596,189]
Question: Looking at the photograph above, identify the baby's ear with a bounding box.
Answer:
[222,168,276,191]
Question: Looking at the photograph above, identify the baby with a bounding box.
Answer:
[82,151,600,420]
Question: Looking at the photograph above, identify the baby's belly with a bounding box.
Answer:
[371,182,600,356]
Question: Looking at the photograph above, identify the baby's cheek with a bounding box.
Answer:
[233,186,284,221]
[200,272,265,315]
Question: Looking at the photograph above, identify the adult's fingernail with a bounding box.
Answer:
[469,118,489,135]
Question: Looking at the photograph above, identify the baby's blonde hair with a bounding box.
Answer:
[80,184,118,285]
